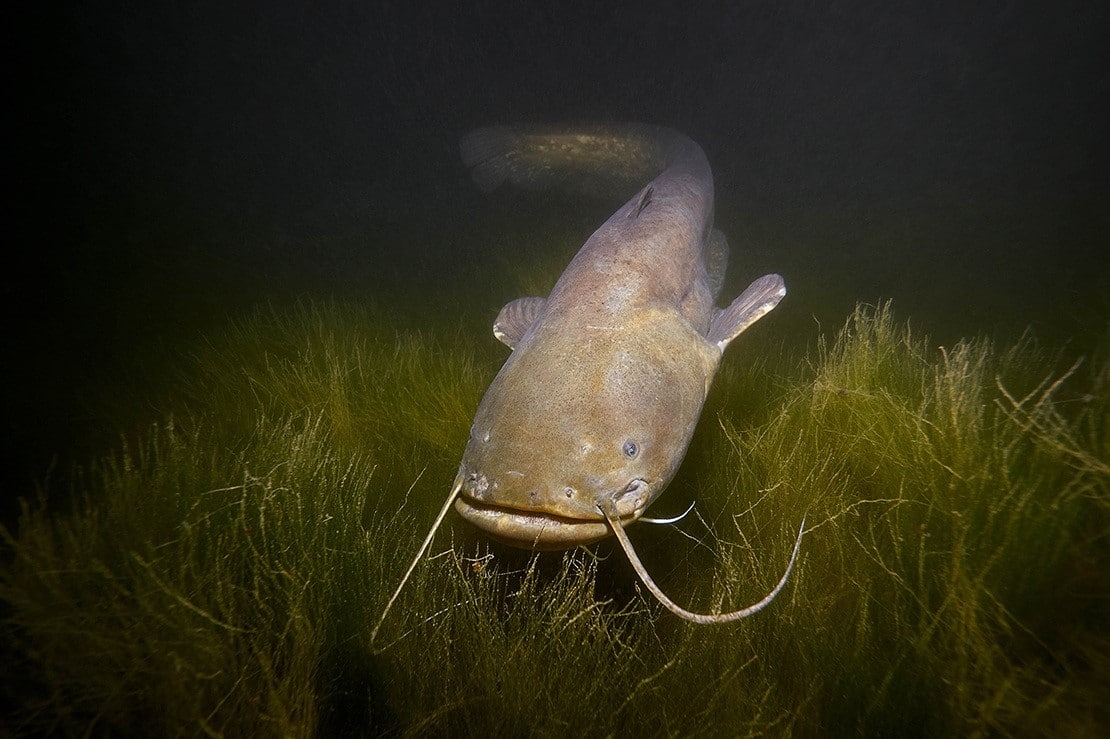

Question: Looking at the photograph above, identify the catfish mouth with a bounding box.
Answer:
[454,496,642,550]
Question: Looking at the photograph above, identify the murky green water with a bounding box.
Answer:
[5,2,1108,733]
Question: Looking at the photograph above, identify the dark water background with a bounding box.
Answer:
[6,0,1108,524]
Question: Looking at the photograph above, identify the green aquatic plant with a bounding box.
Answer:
[142,299,491,490]
[1,416,374,734]
[1,300,1106,736]
[687,304,1109,734]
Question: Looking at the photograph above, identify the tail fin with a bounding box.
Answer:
[459,126,523,192]
[460,124,699,197]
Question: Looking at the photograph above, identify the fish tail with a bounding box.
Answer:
[460,124,700,197]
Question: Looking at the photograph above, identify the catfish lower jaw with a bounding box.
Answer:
[454,496,642,550]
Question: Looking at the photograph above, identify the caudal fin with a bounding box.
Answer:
[460,124,698,198]
[459,126,522,192]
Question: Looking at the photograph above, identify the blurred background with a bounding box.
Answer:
[6,0,1108,518]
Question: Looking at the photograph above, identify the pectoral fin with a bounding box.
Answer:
[493,297,546,349]
[708,274,786,351]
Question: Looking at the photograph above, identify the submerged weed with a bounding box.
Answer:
[1,300,1106,736]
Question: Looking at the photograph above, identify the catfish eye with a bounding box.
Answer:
[622,440,639,458]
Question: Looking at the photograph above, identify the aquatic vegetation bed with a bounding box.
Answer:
[1,301,1106,736]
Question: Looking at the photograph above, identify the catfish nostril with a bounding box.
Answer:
[606,478,650,517]
[564,486,576,498]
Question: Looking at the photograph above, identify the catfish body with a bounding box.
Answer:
[369,127,800,642]
[453,125,785,549]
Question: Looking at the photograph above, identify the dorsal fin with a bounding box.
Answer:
[493,297,546,349]
[631,185,654,218]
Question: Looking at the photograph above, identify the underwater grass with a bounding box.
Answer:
[2,300,1106,736]
[690,306,1109,734]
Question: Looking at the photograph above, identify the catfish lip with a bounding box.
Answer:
[454,495,639,550]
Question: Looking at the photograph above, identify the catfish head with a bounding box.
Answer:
[453,309,719,549]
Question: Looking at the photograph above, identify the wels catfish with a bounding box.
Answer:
[373,125,804,639]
